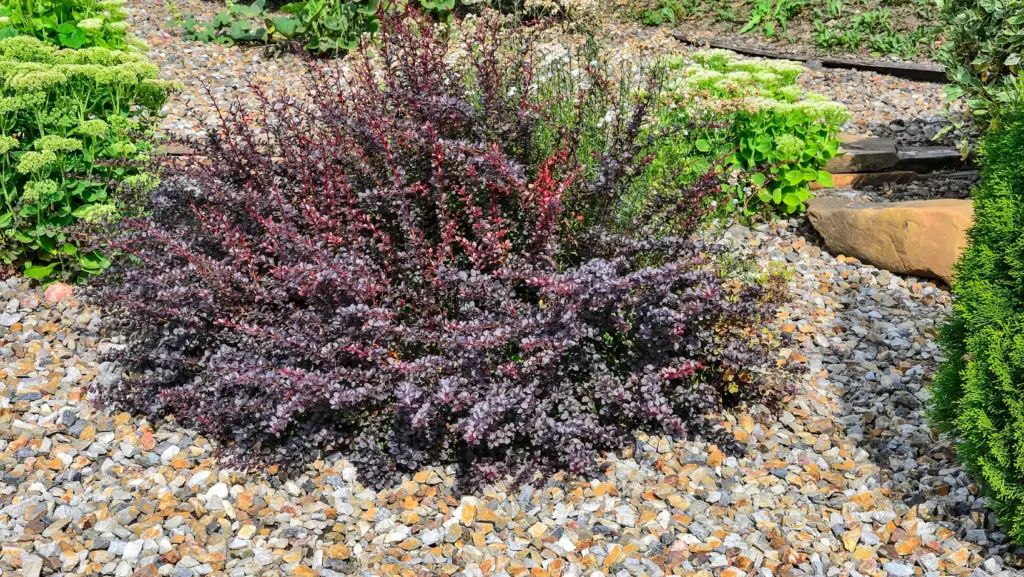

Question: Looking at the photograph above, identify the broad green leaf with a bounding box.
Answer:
[273,16,300,36]
[72,205,94,218]
[24,263,56,279]
[816,170,834,187]
[213,11,232,27]
[281,2,308,14]
[36,235,56,253]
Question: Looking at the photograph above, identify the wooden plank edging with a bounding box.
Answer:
[672,34,948,83]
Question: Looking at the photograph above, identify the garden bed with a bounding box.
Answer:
[0,1,1017,576]
[1,220,1019,576]
[621,0,943,64]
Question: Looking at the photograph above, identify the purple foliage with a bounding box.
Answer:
[89,12,785,490]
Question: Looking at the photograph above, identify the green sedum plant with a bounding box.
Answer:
[0,0,145,50]
[536,47,847,224]
[0,35,175,279]
[931,90,1024,544]
[651,49,848,217]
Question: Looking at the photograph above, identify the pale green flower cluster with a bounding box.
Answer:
[739,97,851,125]
[109,141,137,156]
[668,49,808,95]
[725,71,753,83]
[16,150,56,174]
[673,69,723,92]
[0,40,167,121]
[774,134,805,162]
[0,95,31,114]
[74,202,118,223]
[77,18,104,32]
[127,37,149,52]
[689,49,737,69]
[0,36,152,67]
[658,48,850,129]
[800,100,851,125]
[8,69,66,90]
[0,36,55,63]
[21,179,58,204]
[776,85,803,102]
[34,135,83,153]
[122,172,160,192]
[0,91,44,113]
[726,60,805,84]
[141,78,180,91]
[0,135,18,155]
[76,119,109,137]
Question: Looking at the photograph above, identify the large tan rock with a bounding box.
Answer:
[807,197,973,284]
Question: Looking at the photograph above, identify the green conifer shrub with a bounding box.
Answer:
[931,86,1024,544]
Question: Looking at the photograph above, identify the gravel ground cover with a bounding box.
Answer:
[127,0,311,137]
[1,220,1021,577]
[793,67,973,145]
[819,175,977,203]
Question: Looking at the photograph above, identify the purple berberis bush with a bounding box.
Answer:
[89,11,786,490]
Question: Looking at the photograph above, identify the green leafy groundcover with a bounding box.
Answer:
[0,36,175,280]
[178,0,467,54]
[937,0,1024,124]
[930,93,1024,544]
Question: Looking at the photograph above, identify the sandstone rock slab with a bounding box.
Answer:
[807,198,973,284]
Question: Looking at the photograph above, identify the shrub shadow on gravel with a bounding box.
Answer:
[792,219,1024,568]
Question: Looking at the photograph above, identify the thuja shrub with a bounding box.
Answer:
[0,36,175,279]
[91,13,785,490]
[930,94,1024,543]
[650,49,849,218]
